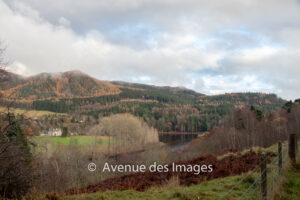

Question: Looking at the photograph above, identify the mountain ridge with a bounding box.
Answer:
[0,70,207,101]
[0,70,285,110]
[0,69,286,132]
[0,70,121,101]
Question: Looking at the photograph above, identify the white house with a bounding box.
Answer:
[40,128,62,136]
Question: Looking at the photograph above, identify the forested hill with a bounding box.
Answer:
[0,71,205,103]
[0,70,286,132]
[0,70,121,101]
[0,70,284,107]
[111,81,205,97]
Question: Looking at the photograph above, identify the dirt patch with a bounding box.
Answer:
[64,151,275,195]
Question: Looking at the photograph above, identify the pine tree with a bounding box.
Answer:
[61,126,68,137]
[0,112,33,198]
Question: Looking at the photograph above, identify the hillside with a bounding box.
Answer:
[0,70,286,132]
[0,71,206,103]
[0,68,20,82]
[111,81,205,97]
[0,70,121,101]
[0,70,284,107]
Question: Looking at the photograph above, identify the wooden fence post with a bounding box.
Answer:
[288,133,296,165]
[261,153,267,200]
[278,142,282,175]
[296,134,298,154]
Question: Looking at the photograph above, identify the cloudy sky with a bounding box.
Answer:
[0,0,300,100]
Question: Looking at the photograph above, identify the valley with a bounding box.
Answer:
[1,69,299,200]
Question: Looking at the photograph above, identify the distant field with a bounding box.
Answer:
[33,136,110,146]
[0,106,66,117]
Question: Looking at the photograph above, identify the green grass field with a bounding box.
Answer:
[33,136,110,146]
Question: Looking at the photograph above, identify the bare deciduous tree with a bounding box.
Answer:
[0,41,9,84]
[89,114,159,155]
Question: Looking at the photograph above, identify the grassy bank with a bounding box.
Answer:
[40,173,259,200]
[273,156,300,200]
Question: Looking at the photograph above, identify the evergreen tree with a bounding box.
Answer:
[61,127,68,137]
[0,112,33,198]
[200,116,208,132]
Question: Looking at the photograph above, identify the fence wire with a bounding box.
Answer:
[218,150,268,200]
[266,146,289,199]
[217,160,262,200]
[217,141,296,200]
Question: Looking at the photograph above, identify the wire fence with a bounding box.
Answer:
[218,134,299,200]
[266,144,289,199]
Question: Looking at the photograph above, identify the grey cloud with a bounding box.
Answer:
[1,0,300,100]
[5,0,300,43]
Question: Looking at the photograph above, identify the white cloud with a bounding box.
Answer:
[238,46,281,63]
[7,61,29,75]
[0,0,224,79]
[202,75,275,95]
[1,0,300,100]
